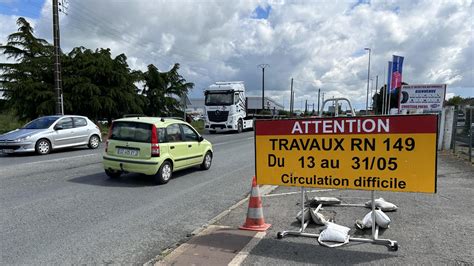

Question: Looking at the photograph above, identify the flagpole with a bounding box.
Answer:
[382,71,386,114]
[387,62,393,115]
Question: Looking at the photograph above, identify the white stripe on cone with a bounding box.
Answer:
[247,207,264,219]
[251,187,260,197]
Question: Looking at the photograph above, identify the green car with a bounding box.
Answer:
[103,117,213,184]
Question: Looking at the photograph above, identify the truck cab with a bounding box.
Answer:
[204,81,253,133]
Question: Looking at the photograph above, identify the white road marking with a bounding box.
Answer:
[228,231,266,266]
[212,137,253,146]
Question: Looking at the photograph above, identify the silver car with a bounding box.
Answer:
[0,115,102,155]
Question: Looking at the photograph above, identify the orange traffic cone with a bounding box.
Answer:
[239,176,271,231]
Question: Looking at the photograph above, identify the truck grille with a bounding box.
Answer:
[207,111,229,122]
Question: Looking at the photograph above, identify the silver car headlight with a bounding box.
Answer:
[14,136,31,142]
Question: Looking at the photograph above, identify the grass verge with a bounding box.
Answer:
[0,112,23,134]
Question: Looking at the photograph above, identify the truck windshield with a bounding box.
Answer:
[205,92,234,106]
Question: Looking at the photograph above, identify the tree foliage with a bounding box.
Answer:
[62,47,145,121]
[0,17,194,122]
[372,83,407,114]
[141,63,194,117]
[0,17,55,120]
[445,96,463,106]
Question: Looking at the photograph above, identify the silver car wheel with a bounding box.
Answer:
[36,139,50,155]
[88,135,100,149]
[161,163,172,181]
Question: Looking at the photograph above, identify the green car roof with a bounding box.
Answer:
[113,117,185,127]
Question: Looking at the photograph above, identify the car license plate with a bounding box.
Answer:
[2,149,14,154]
[116,147,139,157]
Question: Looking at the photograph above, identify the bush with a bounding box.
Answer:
[191,120,204,134]
[0,111,24,134]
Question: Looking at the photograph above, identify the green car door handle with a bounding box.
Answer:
[188,145,192,148]
[170,146,175,149]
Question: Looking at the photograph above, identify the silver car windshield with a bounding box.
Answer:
[23,117,59,129]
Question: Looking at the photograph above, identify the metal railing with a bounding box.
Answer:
[452,107,473,163]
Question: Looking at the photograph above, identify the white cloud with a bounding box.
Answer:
[0,0,472,110]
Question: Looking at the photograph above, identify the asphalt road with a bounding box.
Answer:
[0,131,256,264]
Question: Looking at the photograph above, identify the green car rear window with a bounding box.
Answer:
[111,122,153,143]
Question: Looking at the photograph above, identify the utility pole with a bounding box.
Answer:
[258,64,269,112]
[317,88,321,115]
[52,0,63,115]
[305,99,308,114]
[290,78,294,116]
[364,48,371,115]
[370,78,374,111]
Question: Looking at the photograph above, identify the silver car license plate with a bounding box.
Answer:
[2,149,14,154]
[116,148,139,157]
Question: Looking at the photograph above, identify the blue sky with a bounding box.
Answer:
[0,0,44,18]
[253,4,271,19]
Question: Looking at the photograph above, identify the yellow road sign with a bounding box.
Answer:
[255,115,438,193]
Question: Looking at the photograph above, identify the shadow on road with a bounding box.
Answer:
[249,238,397,264]
[0,145,100,157]
[68,167,198,187]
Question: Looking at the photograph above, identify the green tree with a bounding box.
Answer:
[0,17,55,120]
[62,47,144,122]
[373,83,407,114]
[445,96,463,106]
[141,63,194,116]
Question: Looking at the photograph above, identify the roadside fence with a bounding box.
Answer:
[452,107,473,163]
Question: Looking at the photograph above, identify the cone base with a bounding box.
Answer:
[239,223,271,232]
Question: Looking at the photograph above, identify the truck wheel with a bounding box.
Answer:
[237,119,243,133]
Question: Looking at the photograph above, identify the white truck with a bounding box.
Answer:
[203,81,254,133]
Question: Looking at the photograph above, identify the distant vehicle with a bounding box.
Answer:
[0,115,102,155]
[320,98,356,117]
[203,81,254,133]
[192,114,204,121]
[102,117,213,185]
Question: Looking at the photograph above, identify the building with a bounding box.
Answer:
[186,98,205,116]
[245,96,284,114]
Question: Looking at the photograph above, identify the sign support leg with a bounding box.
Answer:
[371,190,376,239]
[276,189,398,251]
[301,187,305,233]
